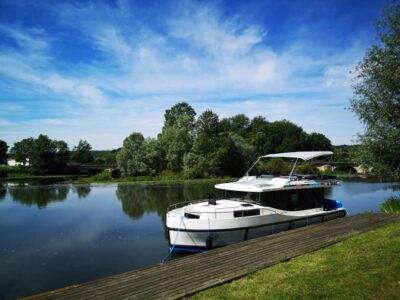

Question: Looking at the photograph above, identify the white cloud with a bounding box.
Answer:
[0,0,369,148]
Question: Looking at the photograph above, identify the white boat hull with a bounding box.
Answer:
[167,209,346,251]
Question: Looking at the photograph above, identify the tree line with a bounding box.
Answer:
[0,103,332,178]
[116,102,332,178]
[0,137,106,175]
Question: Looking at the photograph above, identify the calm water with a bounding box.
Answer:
[0,180,399,299]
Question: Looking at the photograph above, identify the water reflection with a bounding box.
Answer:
[0,185,6,200]
[115,183,220,221]
[8,186,69,208]
[0,180,399,300]
[72,185,91,199]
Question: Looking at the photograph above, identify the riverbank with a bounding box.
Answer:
[190,219,400,300]
[0,170,382,186]
[0,173,237,186]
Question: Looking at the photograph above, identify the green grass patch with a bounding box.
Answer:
[190,221,400,300]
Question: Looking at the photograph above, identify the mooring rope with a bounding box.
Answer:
[161,215,184,264]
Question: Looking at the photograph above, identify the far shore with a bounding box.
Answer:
[0,173,384,186]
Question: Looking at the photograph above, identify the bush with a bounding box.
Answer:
[264,158,291,176]
[380,196,400,214]
[89,170,112,182]
[0,165,32,178]
[294,163,318,174]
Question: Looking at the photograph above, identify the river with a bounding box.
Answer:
[0,179,398,299]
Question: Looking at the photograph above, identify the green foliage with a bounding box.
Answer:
[219,133,255,177]
[10,135,69,175]
[0,139,8,164]
[246,118,315,156]
[160,125,193,172]
[89,170,112,182]
[294,163,318,174]
[306,133,332,151]
[0,165,32,178]
[117,132,153,176]
[118,103,334,179]
[183,110,222,178]
[350,1,400,179]
[163,102,196,129]
[160,102,196,172]
[269,120,308,153]
[332,145,362,162]
[220,114,250,138]
[71,140,94,164]
[380,196,400,214]
[264,158,291,176]
[9,137,35,165]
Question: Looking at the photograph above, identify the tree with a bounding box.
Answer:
[350,1,400,178]
[247,116,270,156]
[266,120,308,153]
[183,110,222,178]
[29,135,69,174]
[306,133,332,151]
[163,102,196,129]
[220,114,250,137]
[219,133,255,177]
[160,102,196,172]
[9,137,35,166]
[116,132,152,176]
[0,140,8,164]
[71,140,94,164]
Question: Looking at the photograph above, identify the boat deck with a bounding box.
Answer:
[23,213,400,300]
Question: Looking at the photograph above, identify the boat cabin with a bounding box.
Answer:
[221,187,325,211]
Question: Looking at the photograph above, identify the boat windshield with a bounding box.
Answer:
[223,190,257,201]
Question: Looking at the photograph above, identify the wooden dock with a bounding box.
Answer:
[24,214,400,300]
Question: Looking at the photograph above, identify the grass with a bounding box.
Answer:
[190,221,400,300]
[381,196,400,214]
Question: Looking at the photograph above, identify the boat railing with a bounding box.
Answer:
[167,198,281,218]
[167,199,208,212]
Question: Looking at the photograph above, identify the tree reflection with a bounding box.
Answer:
[115,183,221,221]
[9,186,69,208]
[0,185,6,200]
[73,185,91,199]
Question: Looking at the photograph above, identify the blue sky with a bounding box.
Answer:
[0,0,386,149]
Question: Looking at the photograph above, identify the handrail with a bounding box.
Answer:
[167,198,281,217]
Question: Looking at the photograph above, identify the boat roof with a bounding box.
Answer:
[262,151,333,161]
[215,177,322,193]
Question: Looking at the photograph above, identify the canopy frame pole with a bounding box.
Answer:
[289,158,298,180]
[245,157,261,176]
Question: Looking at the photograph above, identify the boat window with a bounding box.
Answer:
[260,188,324,211]
[234,209,260,218]
[224,190,256,201]
[184,213,200,219]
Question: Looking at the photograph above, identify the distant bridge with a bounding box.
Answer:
[67,163,117,170]
[299,161,373,174]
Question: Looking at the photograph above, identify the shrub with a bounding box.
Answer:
[380,196,400,214]
[294,163,318,174]
[264,158,291,176]
[90,170,112,182]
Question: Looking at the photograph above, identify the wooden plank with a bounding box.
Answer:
[23,214,400,300]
